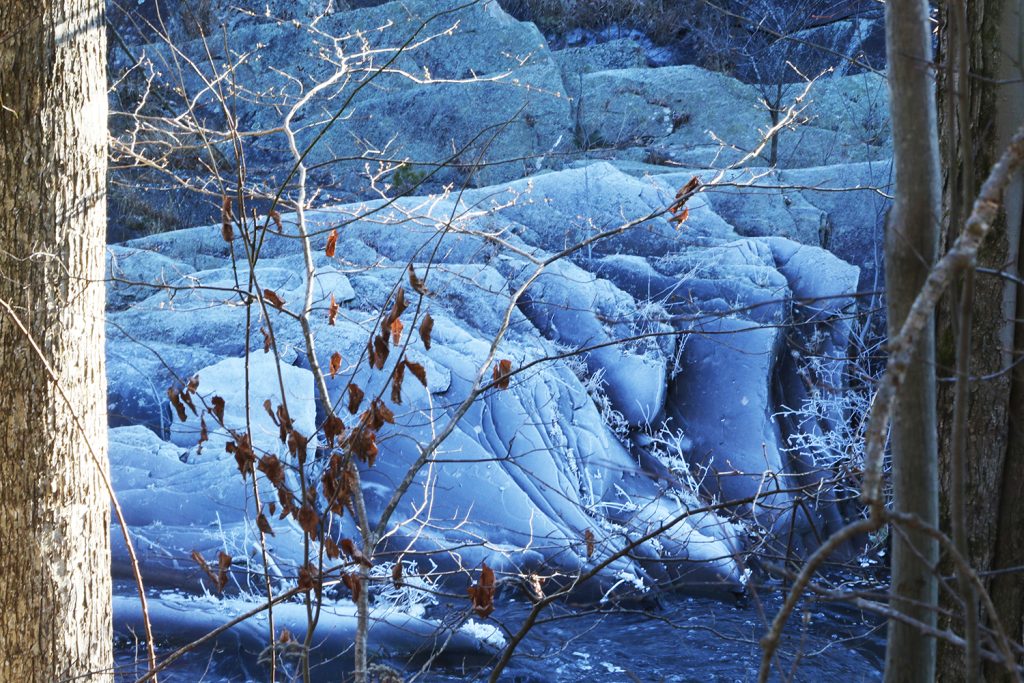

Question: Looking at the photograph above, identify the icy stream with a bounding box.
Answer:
[114,589,884,682]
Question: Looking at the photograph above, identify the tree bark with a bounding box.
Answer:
[0,1,112,681]
[936,1,1024,680]
[883,1,942,681]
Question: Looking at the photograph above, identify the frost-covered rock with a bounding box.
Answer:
[779,159,892,289]
[109,425,312,588]
[513,259,670,426]
[117,0,573,200]
[114,592,500,680]
[107,160,870,616]
[577,66,889,168]
[167,353,317,457]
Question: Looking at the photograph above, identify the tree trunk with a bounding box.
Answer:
[936,1,1024,680]
[883,1,942,681]
[0,1,112,681]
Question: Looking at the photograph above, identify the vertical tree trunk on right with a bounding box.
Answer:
[883,1,942,681]
[936,1,1024,680]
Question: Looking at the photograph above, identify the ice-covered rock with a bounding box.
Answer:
[114,592,500,681]
[167,353,317,457]
[106,159,870,615]
[109,425,313,588]
[779,159,892,290]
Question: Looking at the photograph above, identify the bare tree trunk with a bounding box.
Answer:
[0,1,112,681]
[935,1,1024,680]
[883,1,942,681]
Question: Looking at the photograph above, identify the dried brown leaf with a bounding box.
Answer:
[340,538,373,568]
[347,384,364,415]
[419,313,434,350]
[276,404,291,443]
[668,176,699,227]
[260,326,272,353]
[323,414,345,448]
[373,335,389,370]
[348,427,378,466]
[392,561,403,587]
[256,513,275,537]
[325,228,338,258]
[393,286,408,318]
[328,293,339,326]
[181,389,197,415]
[390,318,404,346]
[191,550,219,589]
[221,196,234,242]
[167,386,187,422]
[492,359,512,390]
[179,389,196,416]
[216,551,232,592]
[368,398,395,430]
[198,414,209,454]
[468,562,496,618]
[264,289,286,310]
[405,360,427,387]
[298,563,318,593]
[226,433,255,478]
[408,264,428,295]
[258,454,285,487]
[269,209,283,232]
[288,429,309,466]
[391,360,405,405]
[297,504,319,537]
[211,396,225,423]
[341,573,362,602]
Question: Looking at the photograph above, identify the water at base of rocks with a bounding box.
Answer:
[114,588,885,682]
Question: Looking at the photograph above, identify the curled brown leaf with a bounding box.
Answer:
[391,360,405,405]
[328,293,338,326]
[167,386,187,422]
[325,228,338,258]
[211,396,225,422]
[263,289,286,310]
[419,313,434,350]
[341,573,362,602]
[221,196,234,242]
[492,359,513,390]
[256,513,275,537]
[340,538,373,568]
[347,384,364,415]
[468,562,496,618]
[405,360,428,387]
[269,209,283,233]
[390,318,404,346]
[323,414,345,448]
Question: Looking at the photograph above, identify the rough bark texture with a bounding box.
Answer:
[0,1,112,681]
[936,1,1024,680]
[883,1,941,681]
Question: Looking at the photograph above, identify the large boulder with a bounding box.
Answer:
[106,161,868,616]
[779,159,892,290]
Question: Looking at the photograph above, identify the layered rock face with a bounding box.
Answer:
[106,0,891,658]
